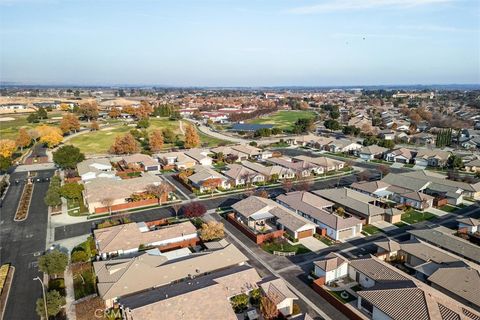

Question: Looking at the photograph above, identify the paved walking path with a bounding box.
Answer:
[64,267,77,320]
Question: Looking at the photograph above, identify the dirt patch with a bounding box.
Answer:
[0,117,15,122]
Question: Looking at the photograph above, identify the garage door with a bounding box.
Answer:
[338,228,353,240]
[297,229,313,239]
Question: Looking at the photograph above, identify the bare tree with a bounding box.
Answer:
[146,183,173,206]
[100,197,114,215]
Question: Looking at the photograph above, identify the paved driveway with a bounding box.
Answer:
[390,162,405,168]
[426,207,449,217]
[371,220,399,232]
[299,236,328,252]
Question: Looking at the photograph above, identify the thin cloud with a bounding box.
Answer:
[398,24,478,33]
[288,0,453,14]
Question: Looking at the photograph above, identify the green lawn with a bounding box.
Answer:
[393,221,408,228]
[362,224,382,235]
[67,118,227,154]
[67,197,89,216]
[0,111,64,139]
[261,240,311,255]
[370,159,393,166]
[249,110,316,130]
[439,205,458,213]
[401,210,436,224]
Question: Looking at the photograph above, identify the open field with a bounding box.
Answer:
[0,112,64,139]
[249,110,316,130]
[66,119,228,154]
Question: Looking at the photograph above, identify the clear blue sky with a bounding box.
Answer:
[0,0,479,86]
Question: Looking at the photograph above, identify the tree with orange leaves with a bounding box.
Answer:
[184,124,200,148]
[59,113,80,134]
[37,125,63,148]
[109,133,140,154]
[135,100,153,119]
[16,128,32,151]
[0,139,17,158]
[108,107,121,118]
[149,130,164,152]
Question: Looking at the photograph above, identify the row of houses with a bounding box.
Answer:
[289,134,480,168]
[91,220,303,319]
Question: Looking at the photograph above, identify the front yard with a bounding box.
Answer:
[261,239,311,255]
[67,197,89,216]
[362,224,381,235]
[439,205,458,213]
[401,209,436,224]
[313,234,336,246]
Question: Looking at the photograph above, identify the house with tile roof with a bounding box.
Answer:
[188,165,231,192]
[414,149,451,167]
[313,188,386,224]
[223,163,265,186]
[358,145,388,161]
[458,217,480,235]
[77,158,116,181]
[241,160,295,180]
[267,156,324,177]
[292,155,345,172]
[313,253,348,284]
[231,196,316,240]
[93,221,198,258]
[94,243,249,307]
[384,148,416,163]
[157,151,197,170]
[277,191,363,241]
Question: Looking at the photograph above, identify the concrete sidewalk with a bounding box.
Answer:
[64,267,77,320]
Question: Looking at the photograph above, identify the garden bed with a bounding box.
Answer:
[72,264,97,300]
[67,197,89,216]
[14,183,33,221]
[313,234,336,246]
[328,290,357,304]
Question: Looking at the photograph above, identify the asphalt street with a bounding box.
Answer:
[53,173,361,242]
[0,170,55,320]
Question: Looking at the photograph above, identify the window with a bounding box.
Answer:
[360,298,374,314]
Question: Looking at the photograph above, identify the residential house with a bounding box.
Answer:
[223,164,265,186]
[231,196,317,240]
[393,190,434,210]
[312,254,480,319]
[158,152,196,170]
[349,181,393,200]
[292,155,345,172]
[465,158,480,172]
[77,158,116,182]
[231,144,272,160]
[93,221,198,259]
[313,188,386,224]
[210,146,248,162]
[378,129,395,141]
[260,278,298,316]
[184,149,213,166]
[458,217,480,235]
[357,145,388,161]
[414,149,450,167]
[267,157,324,177]
[411,132,436,145]
[313,253,348,284]
[241,160,296,181]
[384,148,415,163]
[94,243,249,307]
[119,154,160,172]
[277,191,363,241]
[82,173,165,214]
[408,227,480,263]
[326,139,363,153]
[121,265,261,320]
[188,165,231,192]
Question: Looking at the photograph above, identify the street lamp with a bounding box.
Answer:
[33,276,48,320]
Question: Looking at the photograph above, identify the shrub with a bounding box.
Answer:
[48,278,66,296]
[230,293,249,313]
[71,251,89,263]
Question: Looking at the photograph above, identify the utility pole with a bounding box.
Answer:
[33,276,48,320]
